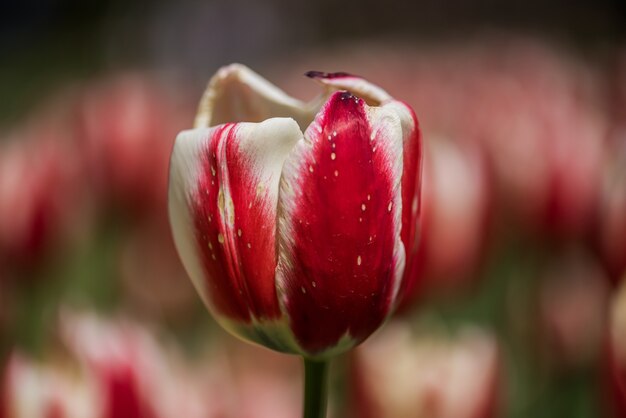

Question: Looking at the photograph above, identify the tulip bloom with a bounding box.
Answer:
[169,64,421,358]
[350,321,501,418]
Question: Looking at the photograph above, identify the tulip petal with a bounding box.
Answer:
[305,71,392,105]
[169,118,302,346]
[384,101,423,301]
[307,71,423,273]
[195,64,318,130]
[276,91,406,356]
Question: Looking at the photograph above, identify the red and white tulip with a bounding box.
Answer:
[168,64,422,358]
[350,321,501,418]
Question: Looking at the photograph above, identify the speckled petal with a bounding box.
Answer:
[276,91,406,357]
[307,71,423,278]
[169,118,303,350]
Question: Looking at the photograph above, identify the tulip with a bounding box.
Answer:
[350,321,501,418]
[168,64,422,417]
[0,113,86,271]
[4,353,98,418]
[2,312,224,418]
[77,74,189,216]
[537,250,609,369]
[401,136,490,307]
[59,311,217,418]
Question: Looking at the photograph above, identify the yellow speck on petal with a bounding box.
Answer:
[208,242,213,250]
[388,202,393,212]
[357,256,362,266]
[217,190,225,212]
[301,286,306,294]
[367,194,371,201]
[309,165,314,173]
[247,242,252,249]
[237,229,242,237]
[331,152,336,160]
[217,234,224,244]
[334,170,339,177]
[312,281,316,288]
[211,254,216,260]
[361,204,366,211]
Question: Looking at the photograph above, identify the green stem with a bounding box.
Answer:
[303,357,329,418]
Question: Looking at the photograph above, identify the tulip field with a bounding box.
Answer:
[1,14,626,417]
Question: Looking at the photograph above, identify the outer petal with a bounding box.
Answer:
[276,91,406,357]
[168,118,302,352]
[385,101,423,301]
[306,71,423,305]
[195,64,318,129]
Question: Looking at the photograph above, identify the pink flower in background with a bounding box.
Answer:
[1,311,308,418]
[537,250,610,368]
[4,353,98,418]
[273,39,606,237]
[169,64,422,357]
[434,40,606,236]
[0,109,86,270]
[58,312,213,418]
[350,321,501,418]
[401,137,490,306]
[76,74,190,215]
[0,74,192,271]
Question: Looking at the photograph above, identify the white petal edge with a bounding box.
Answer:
[195,64,319,129]
[308,73,393,105]
[168,118,305,352]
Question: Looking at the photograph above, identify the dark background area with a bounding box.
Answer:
[0,0,625,126]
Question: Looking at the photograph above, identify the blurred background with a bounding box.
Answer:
[1,0,626,417]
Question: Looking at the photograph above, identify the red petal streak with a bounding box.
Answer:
[192,124,281,322]
[278,91,403,354]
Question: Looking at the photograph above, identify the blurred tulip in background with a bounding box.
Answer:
[1,1,626,415]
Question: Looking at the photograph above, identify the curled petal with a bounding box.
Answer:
[306,71,392,105]
[195,64,317,129]
[169,118,302,350]
[276,91,405,356]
